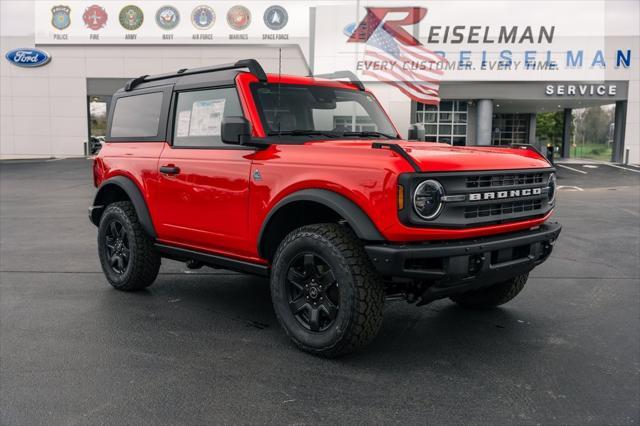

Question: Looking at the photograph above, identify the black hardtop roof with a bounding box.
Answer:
[114,69,242,94]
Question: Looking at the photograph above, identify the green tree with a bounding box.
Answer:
[536,111,564,146]
[575,106,612,145]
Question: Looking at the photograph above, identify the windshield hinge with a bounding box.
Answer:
[372,143,421,172]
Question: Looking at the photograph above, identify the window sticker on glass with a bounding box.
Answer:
[176,110,191,137]
[189,99,226,136]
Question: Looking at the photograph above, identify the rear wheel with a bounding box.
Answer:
[98,201,160,291]
[270,224,384,357]
[450,273,529,308]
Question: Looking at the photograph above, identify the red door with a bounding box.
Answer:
[148,86,256,259]
[152,145,254,258]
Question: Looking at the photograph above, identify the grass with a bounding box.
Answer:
[571,143,612,161]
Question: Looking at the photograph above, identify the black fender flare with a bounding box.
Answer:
[258,188,384,257]
[90,176,157,238]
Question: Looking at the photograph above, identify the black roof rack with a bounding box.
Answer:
[124,58,267,91]
[313,71,365,91]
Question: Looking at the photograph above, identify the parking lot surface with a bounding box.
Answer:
[1,158,639,425]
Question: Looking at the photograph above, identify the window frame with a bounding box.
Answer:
[106,85,173,143]
[166,84,254,150]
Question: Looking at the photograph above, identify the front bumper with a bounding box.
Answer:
[365,222,561,302]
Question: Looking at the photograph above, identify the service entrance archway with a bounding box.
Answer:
[435,81,630,162]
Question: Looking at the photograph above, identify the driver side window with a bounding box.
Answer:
[173,87,243,148]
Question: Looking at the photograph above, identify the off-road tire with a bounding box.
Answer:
[98,201,161,291]
[450,273,529,308]
[271,223,384,357]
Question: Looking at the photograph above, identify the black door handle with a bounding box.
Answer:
[159,165,180,175]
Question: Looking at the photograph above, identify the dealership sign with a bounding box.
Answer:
[312,0,626,82]
[5,48,51,67]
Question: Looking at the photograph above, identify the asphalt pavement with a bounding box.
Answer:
[1,158,639,425]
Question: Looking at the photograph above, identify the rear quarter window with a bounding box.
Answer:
[110,92,164,138]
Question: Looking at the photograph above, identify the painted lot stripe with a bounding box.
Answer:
[558,185,584,191]
[604,163,640,173]
[557,164,588,174]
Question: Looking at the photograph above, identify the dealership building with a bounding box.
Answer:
[1,0,638,163]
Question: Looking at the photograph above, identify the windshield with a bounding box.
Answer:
[250,83,398,139]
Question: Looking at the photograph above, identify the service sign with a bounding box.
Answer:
[34,1,309,45]
[5,48,51,67]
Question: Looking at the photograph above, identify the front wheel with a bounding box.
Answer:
[450,273,529,308]
[270,224,384,358]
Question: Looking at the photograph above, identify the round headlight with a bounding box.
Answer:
[548,173,556,204]
[413,180,444,220]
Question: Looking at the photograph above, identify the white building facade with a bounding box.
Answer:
[1,1,638,163]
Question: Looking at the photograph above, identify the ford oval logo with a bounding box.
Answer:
[5,48,51,68]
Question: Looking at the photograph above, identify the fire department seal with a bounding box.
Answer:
[119,5,144,31]
[51,5,71,30]
[156,5,180,30]
[191,5,215,30]
[227,5,251,31]
[263,5,288,31]
[83,5,108,31]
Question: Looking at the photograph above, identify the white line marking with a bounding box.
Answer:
[558,185,584,191]
[582,164,598,169]
[604,163,640,173]
[557,164,587,174]
[621,208,640,218]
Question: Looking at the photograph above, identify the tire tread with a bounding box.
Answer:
[272,223,384,357]
[98,201,160,291]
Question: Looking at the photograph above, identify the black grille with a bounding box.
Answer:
[464,199,543,219]
[398,168,554,228]
[465,173,544,188]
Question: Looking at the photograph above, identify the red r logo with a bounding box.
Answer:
[347,7,427,46]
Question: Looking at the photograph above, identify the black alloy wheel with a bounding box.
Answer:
[286,253,340,332]
[104,219,130,274]
[270,224,385,357]
[97,201,160,291]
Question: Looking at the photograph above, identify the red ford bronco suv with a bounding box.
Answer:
[90,59,561,357]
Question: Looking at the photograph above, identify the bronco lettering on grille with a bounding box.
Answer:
[469,187,542,201]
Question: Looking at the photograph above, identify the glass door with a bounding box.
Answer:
[491,113,529,145]
[87,95,110,154]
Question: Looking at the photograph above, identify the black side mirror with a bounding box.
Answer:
[221,116,251,145]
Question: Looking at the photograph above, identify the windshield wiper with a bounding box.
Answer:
[267,130,340,138]
[341,131,396,139]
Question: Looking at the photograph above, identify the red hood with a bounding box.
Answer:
[395,141,551,172]
[300,140,551,172]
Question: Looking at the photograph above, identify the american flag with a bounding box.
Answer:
[360,25,446,105]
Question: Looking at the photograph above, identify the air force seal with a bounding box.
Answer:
[263,5,288,31]
[191,5,215,30]
[119,5,144,31]
[51,5,71,30]
[156,5,180,30]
